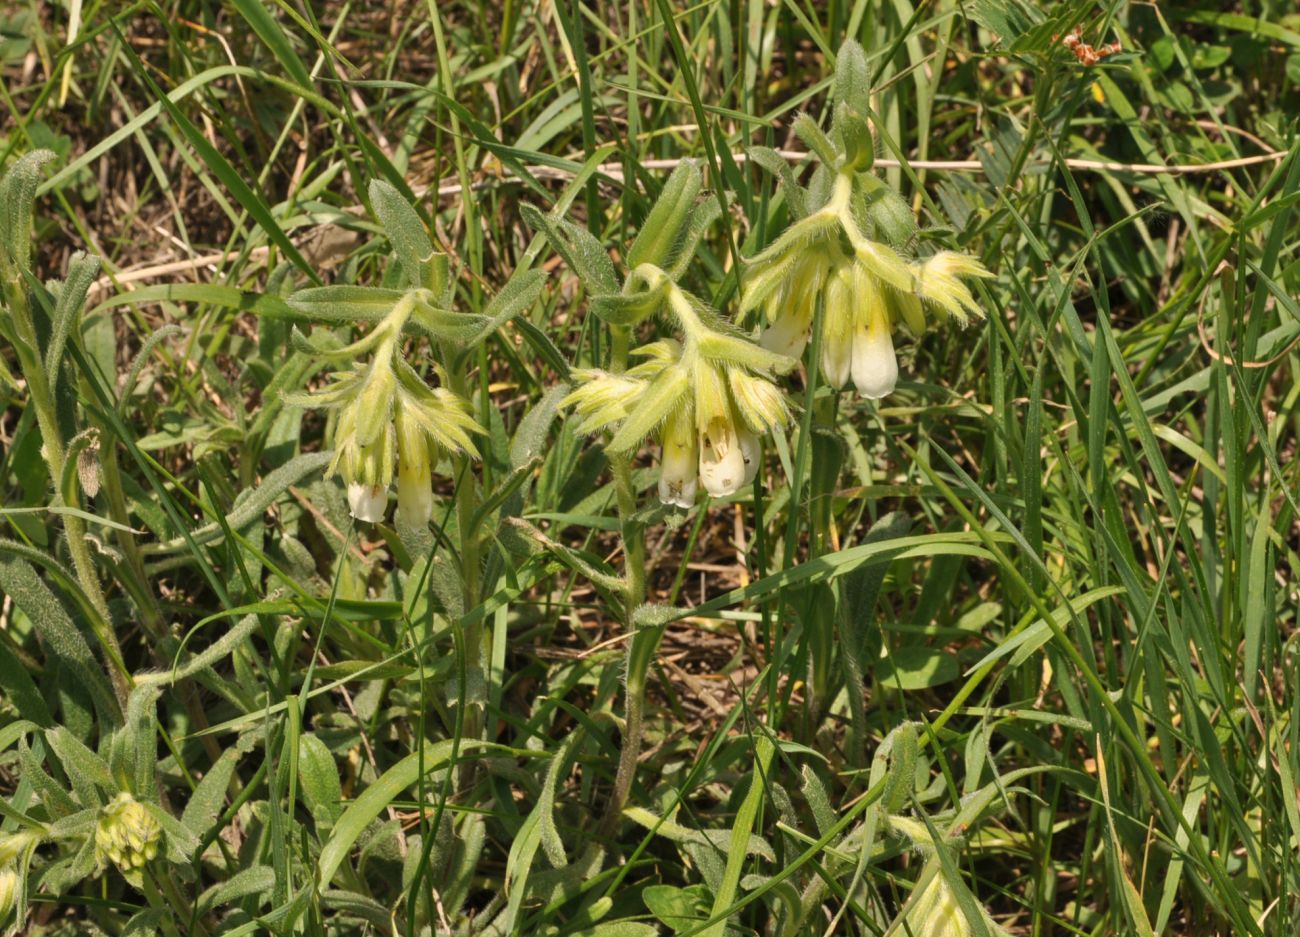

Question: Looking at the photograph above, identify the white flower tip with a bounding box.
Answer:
[759,320,809,360]
[347,482,388,523]
[396,478,434,528]
[658,474,697,508]
[851,328,898,400]
[820,340,853,389]
[699,442,746,498]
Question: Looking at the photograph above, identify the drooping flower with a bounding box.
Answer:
[564,288,792,507]
[744,143,991,402]
[289,307,482,526]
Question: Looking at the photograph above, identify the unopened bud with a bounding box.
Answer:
[77,438,101,499]
[95,793,162,887]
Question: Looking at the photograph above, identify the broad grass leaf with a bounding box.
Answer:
[642,883,711,933]
[878,647,960,691]
[316,741,459,887]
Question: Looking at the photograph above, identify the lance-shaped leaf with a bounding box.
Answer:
[748,146,807,219]
[833,38,872,117]
[287,286,406,324]
[626,159,702,272]
[607,365,689,453]
[836,106,875,172]
[745,207,838,271]
[289,324,388,360]
[46,252,100,392]
[409,300,491,344]
[792,113,840,169]
[462,268,547,347]
[367,179,448,297]
[857,173,918,249]
[591,278,671,327]
[520,203,617,296]
[694,330,796,374]
[664,196,723,281]
[0,150,56,276]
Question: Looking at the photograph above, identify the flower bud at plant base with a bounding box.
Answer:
[95,793,162,887]
[657,407,698,508]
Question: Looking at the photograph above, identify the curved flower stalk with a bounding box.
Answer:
[565,271,793,507]
[743,40,993,400]
[287,291,483,526]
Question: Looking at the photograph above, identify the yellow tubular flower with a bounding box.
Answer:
[394,406,435,528]
[819,263,855,389]
[738,428,761,487]
[758,254,827,359]
[902,870,970,937]
[657,404,698,508]
[849,264,897,399]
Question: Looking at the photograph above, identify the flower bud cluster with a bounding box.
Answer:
[95,793,161,886]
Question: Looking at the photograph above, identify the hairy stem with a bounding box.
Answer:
[3,278,129,711]
[601,324,652,838]
[444,346,485,772]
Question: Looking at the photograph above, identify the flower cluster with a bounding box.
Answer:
[565,280,792,507]
[290,294,482,526]
[95,793,162,887]
[743,171,992,401]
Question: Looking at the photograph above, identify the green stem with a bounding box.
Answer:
[3,278,129,711]
[601,323,652,838]
[443,346,485,758]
